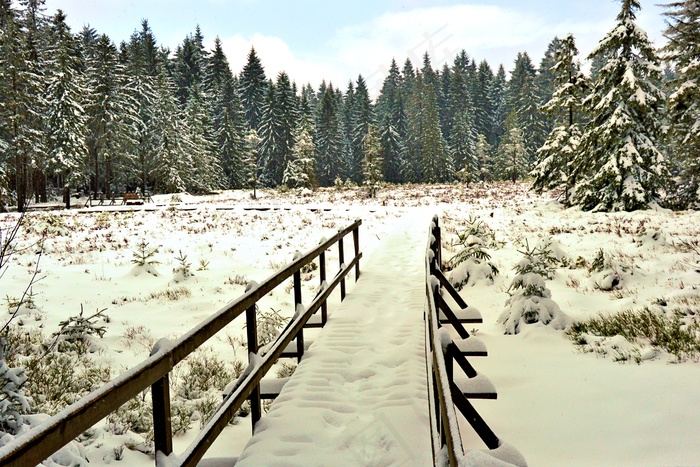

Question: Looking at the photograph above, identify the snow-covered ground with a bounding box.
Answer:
[1,183,699,466]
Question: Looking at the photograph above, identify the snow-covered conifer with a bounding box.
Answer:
[361,124,383,197]
[532,34,589,203]
[572,0,669,211]
[494,112,528,182]
[662,0,700,208]
[283,123,317,189]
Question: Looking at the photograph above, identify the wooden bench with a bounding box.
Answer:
[122,192,144,205]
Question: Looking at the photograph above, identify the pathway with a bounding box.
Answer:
[234,210,434,466]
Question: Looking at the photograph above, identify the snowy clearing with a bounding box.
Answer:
[1,183,699,466]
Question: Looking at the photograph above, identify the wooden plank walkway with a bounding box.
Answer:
[234,210,433,466]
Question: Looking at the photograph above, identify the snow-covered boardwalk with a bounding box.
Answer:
[235,211,433,466]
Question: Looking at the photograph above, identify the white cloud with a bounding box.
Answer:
[218,34,343,88]
[210,3,668,98]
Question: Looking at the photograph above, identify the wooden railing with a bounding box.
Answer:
[425,215,525,466]
[0,219,362,467]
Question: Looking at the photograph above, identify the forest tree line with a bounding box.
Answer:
[1,0,699,212]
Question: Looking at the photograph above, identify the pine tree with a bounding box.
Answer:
[532,34,589,203]
[239,47,267,132]
[349,75,374,184]
[494,112,528,182]
[473,60,495,146]
[283,122,317,189]
[124,20,159,196]
[406,73,452,183]
[183,82,222,193]
[662,0,700,208]
[489,64,508,148]
[361,124,383,197]
[150,63,190,193]
[314,85,344,186]
[259,72,297,186]
[376,59,406,183]
[84,34,139,197]
[44,9,88,208]
[0,1,46,211]
[475,133,492,182]
[451,108,477,184]
[243,128,261,198]
[573,0,669,211]
[172,26,208,105]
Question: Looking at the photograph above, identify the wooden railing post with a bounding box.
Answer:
[319,250,327,325]
[339,237,346,300]
[294,269,304,363]
[245,283,261,431]
[352,225,360,281]
[152,375,173,461]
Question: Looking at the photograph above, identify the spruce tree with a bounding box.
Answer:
[475,133,492,182]
[84,34,138,197]
[283,122,317,189]
[314,85,344,186]
[183,82,222,193]
[473,60,495,146]
[532,34,589,203]
[489,64,508,148]
[573,0,669,211]
[239,47,267,132]
[150,63,190,193]
[349,75,374,185]
[662,0,700,208]
[361,124,383,197]
[0,1,45,210]
[243,128,261,198]
[376,59,406,183]
[44,9,88,208]
[494,112,528,182]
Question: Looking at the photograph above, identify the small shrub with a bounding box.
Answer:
[498,240,570,335]
[566,307,700,362]
[276,362,297,378]
[50,306,108,354]
[145,286,191,302]
[176,349,232,400]
[255,308,290,347]
[131,240,160,267]
[173,250,192,278]
[197,258,210,271]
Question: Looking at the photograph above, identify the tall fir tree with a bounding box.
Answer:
[473,60,495,146]
[361,124,383,197]
[662,0,700,208]
[85,34,139,197]
[283,122,317,189]
[475,133,492,182]
[150,62,190,193]
[532,34,589,203]
[376,59,406,183]
[349,75,374,184]
[494,112,528,182]
[314,85,344,186]
[572,0,669,211]
[44,9,88,207]
[0,1,46,210]
[239,47,267,132]
[243,128,261,198]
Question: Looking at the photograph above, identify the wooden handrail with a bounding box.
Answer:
[425,215,464,465]
[0,219,362,467]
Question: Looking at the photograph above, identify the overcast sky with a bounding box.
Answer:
[42,0,668,96]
